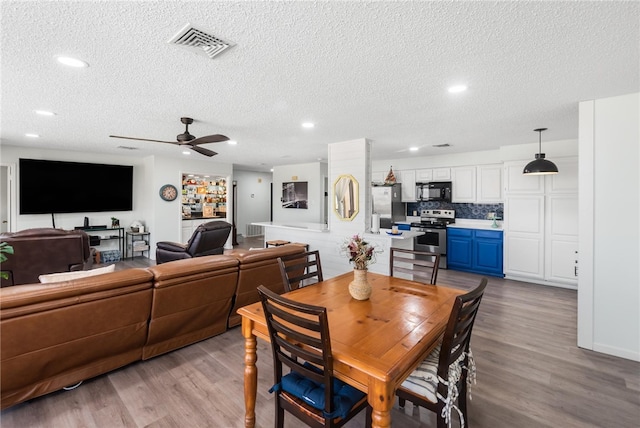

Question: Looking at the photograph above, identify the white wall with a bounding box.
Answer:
[1,146,234,259]
[151,155,233,254]
[578,92,640,362]
[1,146,149,233]
[233,169,273,236]
[272,162,327,223]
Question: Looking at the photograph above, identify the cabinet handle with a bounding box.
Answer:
[574,266,578,277]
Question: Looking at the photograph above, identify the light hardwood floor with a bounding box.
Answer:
[2,237,639,427]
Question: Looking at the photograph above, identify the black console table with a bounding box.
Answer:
[74,227,124,254]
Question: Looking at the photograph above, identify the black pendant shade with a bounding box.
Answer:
[523,128,558,175]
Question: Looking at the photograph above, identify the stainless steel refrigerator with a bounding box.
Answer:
[371,184,404,229]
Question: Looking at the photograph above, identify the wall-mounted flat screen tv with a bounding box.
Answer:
[19,158,133,214]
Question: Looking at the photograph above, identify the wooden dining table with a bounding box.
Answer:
[237,271,464,428]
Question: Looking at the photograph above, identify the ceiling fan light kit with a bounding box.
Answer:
[523,128,559,175]
[109,117,229,157]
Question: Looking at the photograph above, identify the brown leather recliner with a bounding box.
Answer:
[155,221,232,264]
[0,228,91,287]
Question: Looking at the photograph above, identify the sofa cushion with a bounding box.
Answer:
[39,264,115,283]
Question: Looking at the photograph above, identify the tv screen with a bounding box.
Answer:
[19,158,133,214]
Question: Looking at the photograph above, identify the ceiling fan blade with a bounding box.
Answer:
[190,134,230,145]
[190,145,218,157]
[109,135,178,144]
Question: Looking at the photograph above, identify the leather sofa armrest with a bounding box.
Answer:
[156,241,188,252]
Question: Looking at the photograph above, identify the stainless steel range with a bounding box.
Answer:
[410,209,455,269]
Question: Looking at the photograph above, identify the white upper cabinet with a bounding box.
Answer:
[547,157,579,193]
[415,167,450,182]
[504,160,544,193]
[477,164,503,203]
[451,164,503,203]
[451,166,476,202]
[398,170,416,202]
[415,169,433,182]
[432,168,451,181]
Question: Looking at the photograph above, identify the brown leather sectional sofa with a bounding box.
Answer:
[0,244,305,409]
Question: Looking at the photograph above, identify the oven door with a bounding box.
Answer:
[414,228,447,268]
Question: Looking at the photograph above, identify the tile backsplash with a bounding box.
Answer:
[406,201,504,220]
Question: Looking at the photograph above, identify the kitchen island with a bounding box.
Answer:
[252,222,424,278]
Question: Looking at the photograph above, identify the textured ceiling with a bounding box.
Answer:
[1,1,638,171]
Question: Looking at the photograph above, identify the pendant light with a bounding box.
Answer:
[523,128,558,175]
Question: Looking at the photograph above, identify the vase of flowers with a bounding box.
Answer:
[341,234,379,300]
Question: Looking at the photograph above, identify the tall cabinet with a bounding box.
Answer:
[503,157,578,288]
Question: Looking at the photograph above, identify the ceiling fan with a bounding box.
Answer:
[109,117,229,157]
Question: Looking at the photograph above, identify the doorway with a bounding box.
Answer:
[1,164,15,233]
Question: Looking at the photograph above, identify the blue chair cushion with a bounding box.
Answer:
[269,363,365,420]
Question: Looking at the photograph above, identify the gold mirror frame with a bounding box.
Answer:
[333,174,359,221]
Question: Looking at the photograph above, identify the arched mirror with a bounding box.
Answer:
[333,174,359,221]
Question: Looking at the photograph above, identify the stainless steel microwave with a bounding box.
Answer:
[416,181,452,202]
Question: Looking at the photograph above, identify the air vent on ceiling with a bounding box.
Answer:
[168,23,233,59]
[117,145,139,150]
[432,143,450,148]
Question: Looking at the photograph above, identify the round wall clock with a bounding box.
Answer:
[159,184,178,201]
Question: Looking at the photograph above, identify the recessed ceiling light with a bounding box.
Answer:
[183,151,191,155]
[25,133,40,138]
[34,110,56,116]
[270,168,274,172]
[448,85,467,94]
[56,56,89,68]
[409,147,419,152]
[302,122,314,129]
[227,140,237,145]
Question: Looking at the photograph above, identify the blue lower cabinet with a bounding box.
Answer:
[447,228,473,270]
[447,228,504,277]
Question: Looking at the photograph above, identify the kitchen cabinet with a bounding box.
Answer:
[398,170,416,202]
[451,164,503,203]
[416,168,451,182]
[451,166,476,203]
[447,227,503,277]
[447,228,473,270]
[477,164,503,203]
[433,168,451,181]
[545,195,578,284]
[505,162,544,193]
[416,169,433,182]
[503,157,578,288]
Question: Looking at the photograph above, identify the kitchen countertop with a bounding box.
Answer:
[251,221,329,232]
[447,219,503,231]
[364,229,424,239]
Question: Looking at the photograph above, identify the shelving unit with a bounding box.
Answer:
[126,231,150,259]
[181,176,227,220]
[77,227,124,254]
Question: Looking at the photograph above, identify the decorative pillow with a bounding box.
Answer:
[39,264,116,283]
[269,363,365,420]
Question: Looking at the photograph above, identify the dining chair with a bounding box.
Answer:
[396,277,488,428]
[277,250,323,292]
[257,285,369,428]
[389,247,441,285]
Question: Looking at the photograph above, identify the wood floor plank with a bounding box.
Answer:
[2,237,639,427]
